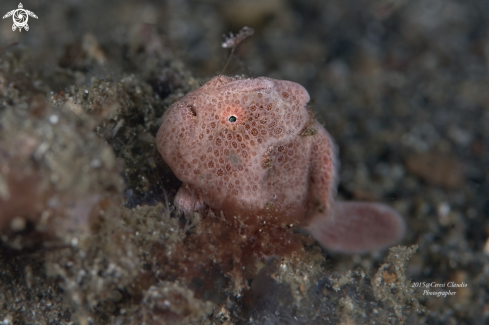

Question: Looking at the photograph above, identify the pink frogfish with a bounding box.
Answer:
[156,76,405,254]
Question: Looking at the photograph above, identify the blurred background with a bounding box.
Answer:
[0,0,488,323]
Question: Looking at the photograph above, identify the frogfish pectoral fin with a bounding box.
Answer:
[174,184,205,215]
[306,201,406,254]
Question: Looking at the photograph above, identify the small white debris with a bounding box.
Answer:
[10,217,26,232]
[90,158,102,168]
[49,114,59,124]
[71,237,79,247]
[34,142,50,159]
[2,315,13,325]
[112,119,124,137]
[437,202,451,226]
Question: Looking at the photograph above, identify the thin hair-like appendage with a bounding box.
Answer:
[220,26,254,74]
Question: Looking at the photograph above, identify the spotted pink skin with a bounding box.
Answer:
[156,75,405,253]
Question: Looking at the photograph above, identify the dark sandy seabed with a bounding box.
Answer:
[0,0,488,324]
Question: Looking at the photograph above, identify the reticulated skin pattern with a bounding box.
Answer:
[157,75,405,254]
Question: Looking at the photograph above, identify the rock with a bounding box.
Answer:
[405,152,465,188]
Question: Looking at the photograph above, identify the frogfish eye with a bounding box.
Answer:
[229,116,237,123]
